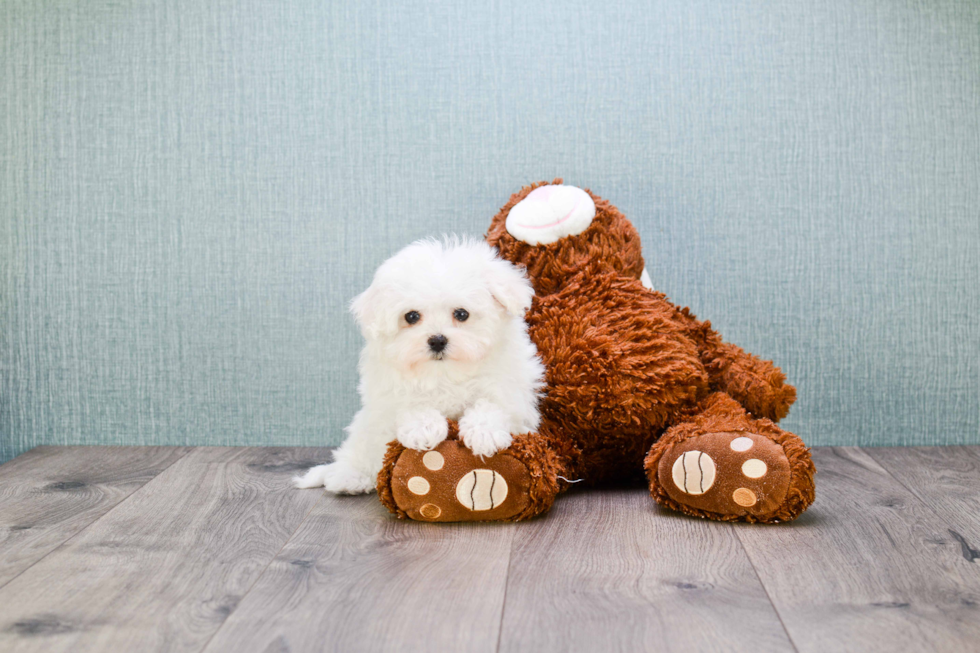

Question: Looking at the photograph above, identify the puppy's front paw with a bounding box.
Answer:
[396,409,449,451]
[293,463,375,495]
[459,401,513,458]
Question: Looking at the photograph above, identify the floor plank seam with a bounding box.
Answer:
[493,528,517,653]
[731,523,801,653]
[0,446,193,593]
[194,488,328,653]
[6,446,979,651]
[862,448,934,508]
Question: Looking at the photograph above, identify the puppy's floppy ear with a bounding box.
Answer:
[350,282,391,339]
[485,257,535,317]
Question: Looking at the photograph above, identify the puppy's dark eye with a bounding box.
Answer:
[453,308,469,322]
[404,311,421,325]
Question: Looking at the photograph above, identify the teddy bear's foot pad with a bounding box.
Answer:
[390,440,532,522]
[659,432,792,518]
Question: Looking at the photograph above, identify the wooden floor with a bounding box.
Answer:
[0,447,978,652]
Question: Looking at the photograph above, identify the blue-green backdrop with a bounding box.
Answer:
[2,0,979,462]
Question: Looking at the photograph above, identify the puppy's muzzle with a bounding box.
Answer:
[427,334,448,354]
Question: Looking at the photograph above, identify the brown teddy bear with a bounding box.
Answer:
[378,180,815,524]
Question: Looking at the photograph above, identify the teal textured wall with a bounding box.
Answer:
[2,0,979,462]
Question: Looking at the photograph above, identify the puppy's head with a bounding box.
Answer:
[350,237,533,374]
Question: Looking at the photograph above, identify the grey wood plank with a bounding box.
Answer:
[0,446,329,653]
[735,447,980,653]
[201,492,515,653]
[866,446,980,552]
[0,446,190,588]
[498,488,795,653]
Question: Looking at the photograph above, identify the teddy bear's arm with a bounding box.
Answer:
[677,310,796,422]
[706,341,796,421]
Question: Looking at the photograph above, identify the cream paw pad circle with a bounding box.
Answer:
[659,432,792,517]
[388,438,532,522]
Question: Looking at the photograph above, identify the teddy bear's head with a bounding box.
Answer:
[485,180,647,296]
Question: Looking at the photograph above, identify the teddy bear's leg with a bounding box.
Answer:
[377,421,569,522]
[644,392,815,523]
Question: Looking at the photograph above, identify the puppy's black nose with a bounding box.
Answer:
[427,334,448,353]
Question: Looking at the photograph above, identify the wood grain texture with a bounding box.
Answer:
[3,445,980,652]
[0,447,329,653]
[0,446,190,588]
[735,447,980,653]
[498,488,794,653]
[202,493,515,653]
[866,446,980,551]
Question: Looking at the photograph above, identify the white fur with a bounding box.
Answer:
[294,237,545,494]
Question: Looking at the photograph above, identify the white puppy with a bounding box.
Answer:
[294,237,545,494]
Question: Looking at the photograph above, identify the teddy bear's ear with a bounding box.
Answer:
[506,184,596,245]
[485,257,535,317]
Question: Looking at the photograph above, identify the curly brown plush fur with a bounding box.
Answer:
[379,180,815,524]
[486,179,797,427]
[487,180,814,521]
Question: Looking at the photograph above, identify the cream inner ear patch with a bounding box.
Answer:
[422,451,444,471]
[671,451,716,495]
[505,184,596,246]
[455,469,508,511]
[407,476,430,495]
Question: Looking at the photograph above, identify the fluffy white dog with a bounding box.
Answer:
[294,237,545,494]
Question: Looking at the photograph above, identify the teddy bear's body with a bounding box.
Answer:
[379,181,815,524]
